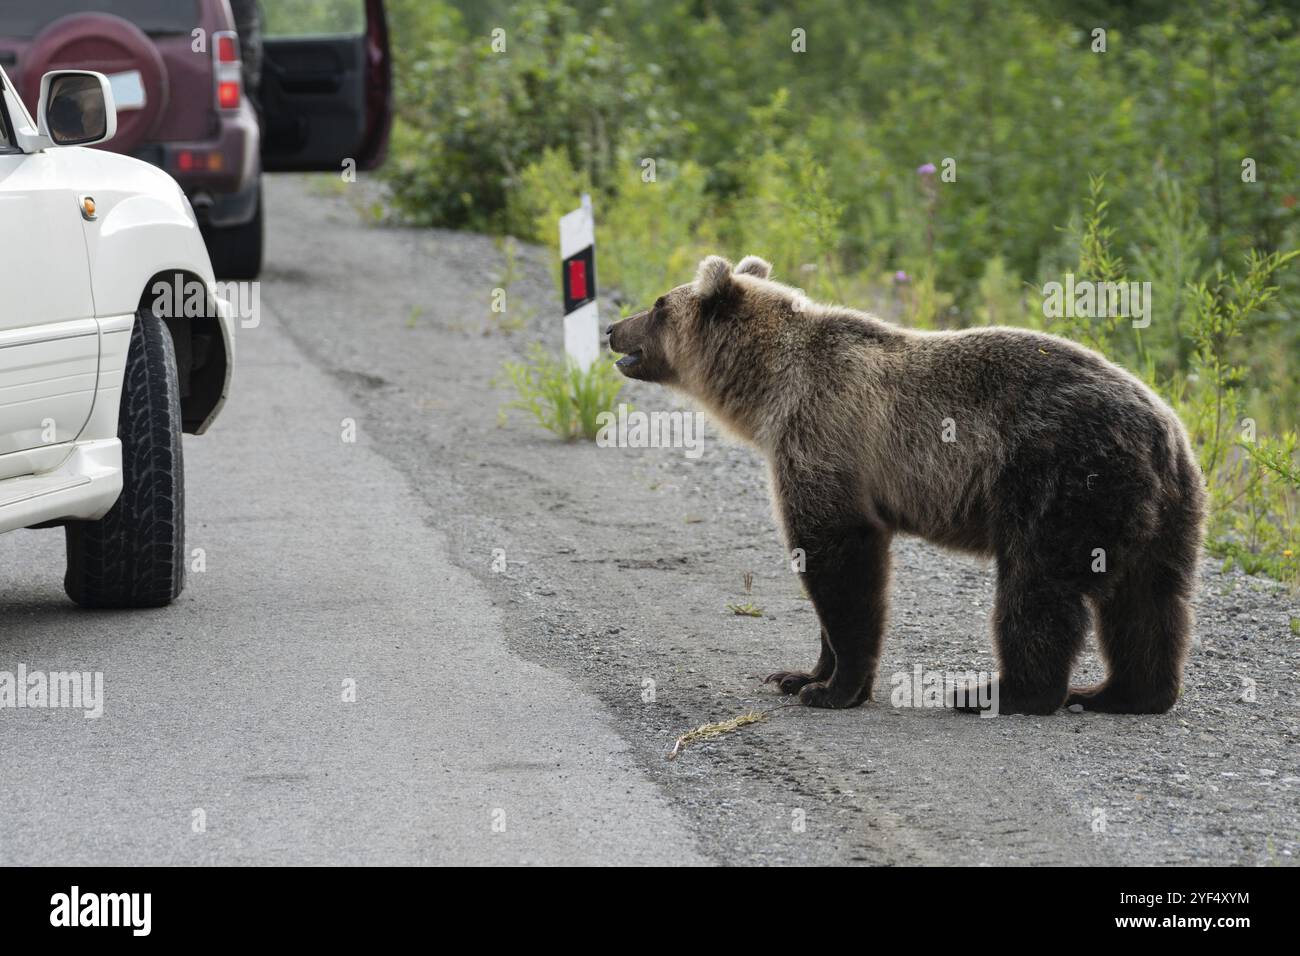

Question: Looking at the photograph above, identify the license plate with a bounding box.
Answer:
[107,70,146,112]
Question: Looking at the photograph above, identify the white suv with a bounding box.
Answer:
[0,65,233,607]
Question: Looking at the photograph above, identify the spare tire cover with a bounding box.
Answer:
[21,12,169,154]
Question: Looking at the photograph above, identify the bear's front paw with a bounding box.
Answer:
[797,681,869,709]
[763,670,819,695]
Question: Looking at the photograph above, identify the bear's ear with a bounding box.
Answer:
[735,255,772,280]
[693,255,734,301]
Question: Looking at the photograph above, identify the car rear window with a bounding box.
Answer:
[265,1,364,36]
[0,1,200,39]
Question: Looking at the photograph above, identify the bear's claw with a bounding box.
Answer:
[797,681,870,709]
[763,670,818,695]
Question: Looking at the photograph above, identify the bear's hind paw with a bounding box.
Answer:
[949,679,1065,715]
[1066,683,1175,714]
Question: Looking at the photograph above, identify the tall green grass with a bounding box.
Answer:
[501,344,626,441]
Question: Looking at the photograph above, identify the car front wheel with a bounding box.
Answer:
[64,308,185,608]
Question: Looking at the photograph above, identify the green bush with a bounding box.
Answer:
[382,0,655,233]
[1175,249,1300,581]
[378,0,1300,583]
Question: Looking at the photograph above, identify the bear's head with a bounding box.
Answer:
[605,254,775,388]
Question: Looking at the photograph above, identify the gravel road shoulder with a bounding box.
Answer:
[265,175,1300,866]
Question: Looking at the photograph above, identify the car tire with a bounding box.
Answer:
[64,309,185,609]
[204,183,264,280]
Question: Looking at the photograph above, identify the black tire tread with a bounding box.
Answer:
[64,309,185,608]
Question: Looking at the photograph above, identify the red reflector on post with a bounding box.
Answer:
[217,34,239,63]
[218,81,240,109]
[568,260,588,301]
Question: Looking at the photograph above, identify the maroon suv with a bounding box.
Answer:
[0,0,392,278]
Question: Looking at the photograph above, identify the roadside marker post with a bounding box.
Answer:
[559,194,599,370]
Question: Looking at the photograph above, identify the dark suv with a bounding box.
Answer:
[0,0,392,278]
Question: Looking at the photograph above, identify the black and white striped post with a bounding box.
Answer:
[559,194,599,370]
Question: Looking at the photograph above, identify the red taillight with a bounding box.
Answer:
[217,81,240,109]
[217,34,239,63]
[213,30,242,110]
[176,150,226,173]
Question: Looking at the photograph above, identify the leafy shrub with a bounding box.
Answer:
[1173,249,1300,582]
[382,0,1300,583]
[510,148,717,310]
[725,132,846,301]
[382,1,654,233]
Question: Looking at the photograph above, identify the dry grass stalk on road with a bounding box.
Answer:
[667,711,767,760]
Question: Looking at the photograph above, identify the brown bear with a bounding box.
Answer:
[606,255,1206,714]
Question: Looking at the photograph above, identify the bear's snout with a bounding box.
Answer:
[607,308,663,380]
[606,309,647,354]
[606,320,623,353]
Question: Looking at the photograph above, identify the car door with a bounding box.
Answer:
[260,0,391,172]
[0,67,98,479]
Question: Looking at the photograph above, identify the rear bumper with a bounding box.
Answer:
[131,103,261,226]
[195,173,261,229]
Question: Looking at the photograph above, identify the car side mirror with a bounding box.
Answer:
[37,71,117,147]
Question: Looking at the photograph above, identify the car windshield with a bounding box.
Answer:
[0,1,200,39]
[0,71,15,148]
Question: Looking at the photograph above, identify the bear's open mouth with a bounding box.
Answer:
[615,349,643,368]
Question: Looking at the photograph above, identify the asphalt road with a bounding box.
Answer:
[2,175,1296,866]
[0,184,704,865]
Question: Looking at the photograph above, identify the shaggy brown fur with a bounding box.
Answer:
[607,255,1206,714]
